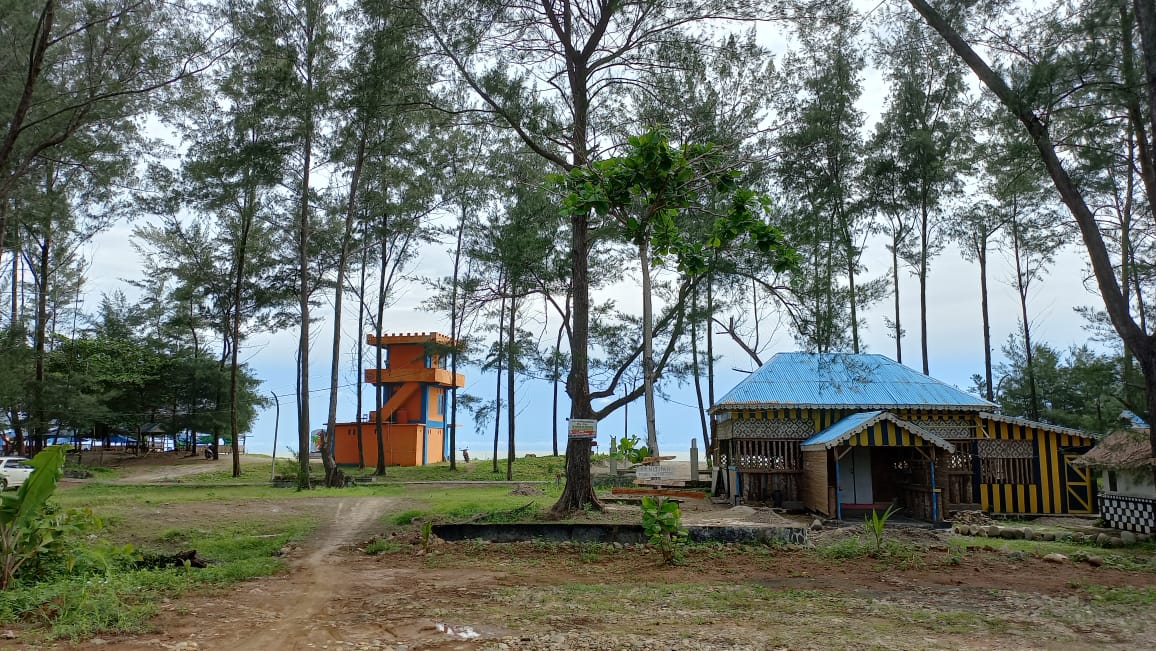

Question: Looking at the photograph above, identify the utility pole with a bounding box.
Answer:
[270,390,280,481]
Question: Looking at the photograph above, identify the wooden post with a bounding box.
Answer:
[930,458,939,522]
[609,435,617,475]
[690,438,699,480]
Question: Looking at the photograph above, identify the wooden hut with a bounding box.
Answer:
[711,353,1097,522]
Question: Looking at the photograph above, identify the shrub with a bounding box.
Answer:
[641,496,687,565]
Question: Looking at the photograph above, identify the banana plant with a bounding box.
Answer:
[0,446,66,589]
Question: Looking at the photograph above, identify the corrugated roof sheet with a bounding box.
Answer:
[799,411,883,449]
[713,352,995,412]
[800,411,955,452]
[978,412,1093,440]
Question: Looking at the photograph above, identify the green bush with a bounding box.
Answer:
[611,435,651,464]
[391,509,426,525]
[641,496,687,565]
[364,538,405,555]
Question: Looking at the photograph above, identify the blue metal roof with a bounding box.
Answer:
[800,410,955,452]
[800,411,884,449]
[713,352,995,412]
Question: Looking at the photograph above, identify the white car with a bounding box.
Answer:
[0,457,34,490]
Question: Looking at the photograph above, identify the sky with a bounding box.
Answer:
[83,210,1101,461]
[76,5,1108,462]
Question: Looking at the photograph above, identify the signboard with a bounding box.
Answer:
[635,464,676,479]
[567,418,597,439]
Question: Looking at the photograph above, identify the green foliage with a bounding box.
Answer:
[392,509,426,526]
[420,520,434,554]
[610,435,651,464]
[640,496,687,565]
[556,129,796,277]
[1081,584,1156,606]
[816,537,873,560]
[0,516,311,639]
[863,504,899,554]
[363,538,405,555]
[992,339,1125,434]
[273,458,301,481]
[0,446,67,590]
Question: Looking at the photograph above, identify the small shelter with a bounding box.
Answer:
[331,332,464,466]
[1076,427,1155,534]
[711,352,1098,522]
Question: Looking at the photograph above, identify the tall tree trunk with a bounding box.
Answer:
[492,292,505,474]
[373,212,389,476]
[355,219,368,468]
[449,198,466,470]
[891,236,903,363]
[8,232,16,327]
[188,311,199,456]
[640,239,659,457]
[31,221,50,453]
[979,238,994,401]
[228,183,254,477]
[322,131,366,486]
[551,50,598,515]
[28,163,57,454]
[551,318,565,457]
[691,285,709,448]
[844,220,860,353]
[705,273,716,459]
[1011,217,1040,419]
[506,293,516,481]
[919,203,930,375]
[295,0,320,489]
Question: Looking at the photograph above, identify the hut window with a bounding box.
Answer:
[1108,471,1118,492]
[980,458,1034,484]
[733,439,801,471]
[977,439,1036,484]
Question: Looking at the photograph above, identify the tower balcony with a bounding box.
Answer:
[365,367,465,387]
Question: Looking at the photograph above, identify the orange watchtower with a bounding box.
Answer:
[331,332,465,466]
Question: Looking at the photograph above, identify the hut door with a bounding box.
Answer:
[838,447,873,505]
[1063,453,1095,514]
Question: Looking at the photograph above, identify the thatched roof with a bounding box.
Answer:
[1075,429,1152,470]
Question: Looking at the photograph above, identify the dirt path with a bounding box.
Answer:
[226,497,393,651]
[79,496,400,651]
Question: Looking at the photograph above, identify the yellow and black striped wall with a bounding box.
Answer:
[974,416,1096,515]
